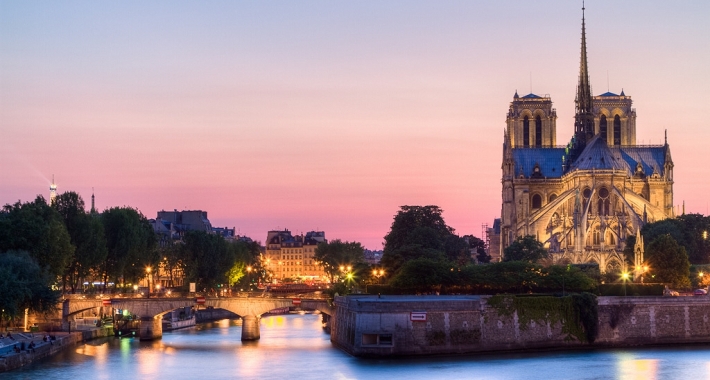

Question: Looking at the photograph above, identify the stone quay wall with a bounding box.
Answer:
[331,295,710,357]
[0,327,114,373]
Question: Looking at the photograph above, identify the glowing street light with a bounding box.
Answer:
[372,269,385,284]
[146,266,152,297]
[622,272,630,296]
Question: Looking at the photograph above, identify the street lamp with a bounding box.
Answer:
[622,272,630,296]
[155,284,161,296]
[146,266,152,298]
[246,266,253,291]
[372,269,385,284]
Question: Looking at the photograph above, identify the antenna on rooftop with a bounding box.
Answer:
[607,70,610,92]
[529,72,532,94]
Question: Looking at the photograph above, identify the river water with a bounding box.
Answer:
[6,313,710,380]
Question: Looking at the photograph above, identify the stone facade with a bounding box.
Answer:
[264,230,327,281]
[495,11,674,271]
[331,295,710,357]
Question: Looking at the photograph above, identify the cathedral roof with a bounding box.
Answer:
[616,146,667,177]
[569,135,629,171]
[511,148,567,178]
[598,91,618,97]
[511,137,667,178]
[521,93,542,99]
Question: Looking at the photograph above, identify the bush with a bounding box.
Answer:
[597,283,664,296]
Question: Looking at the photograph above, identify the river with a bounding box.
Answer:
[5,313,710,380]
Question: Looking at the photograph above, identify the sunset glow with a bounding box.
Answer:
[2,1,709,249]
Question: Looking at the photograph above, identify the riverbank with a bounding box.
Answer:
[0,327,113,373]
[332,295,710,357]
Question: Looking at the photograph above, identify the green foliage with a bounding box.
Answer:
[0,251,60,319]
[622,235,636,268]
[53,192,107,292]
[227,261,246,286]
[314,239,365,283]
[642,214,710,264]
[598,283,665,296]
[101,207,157,287]
[646,234,691,288]
[182,231,234,290]
[503,235,548,263]
[379,261,597,295]
[464,235,490,263]
[389,258,456,290]
[487,293,598,343]
[381,205,469,279]
[0,196,75,279]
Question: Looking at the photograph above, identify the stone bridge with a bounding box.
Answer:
[62,297,333,341]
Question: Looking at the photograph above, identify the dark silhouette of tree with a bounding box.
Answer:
[642,214,710,264]
[314,240,365,284]
[182,231,234,291]
[101,207,157,289]
[0,251,60,321]
[464,235,490,263]
[503,235,548,263]
[53,191,107,292]
[0,196,74,280]
[646,234,691,288]
[381,205,468,277]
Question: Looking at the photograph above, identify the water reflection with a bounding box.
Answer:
[618,356,658,380]
[5,314,710,380]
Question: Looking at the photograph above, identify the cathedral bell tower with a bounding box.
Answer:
[505,91,557,148]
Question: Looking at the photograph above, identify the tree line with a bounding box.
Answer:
[0,191,261,323]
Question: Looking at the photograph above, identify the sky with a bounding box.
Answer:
[2,1,709,250]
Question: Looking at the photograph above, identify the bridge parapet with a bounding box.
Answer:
[299,299,333,316]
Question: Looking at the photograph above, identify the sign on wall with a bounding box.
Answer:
[410,311,427,322]
[189,282,196,293]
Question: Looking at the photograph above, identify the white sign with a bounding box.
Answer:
[189,282,196,293]
[410,312,427,322]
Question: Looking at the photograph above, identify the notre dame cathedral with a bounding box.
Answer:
[494,8,674,274]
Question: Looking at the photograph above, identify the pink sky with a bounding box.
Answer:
[2,1,709,249]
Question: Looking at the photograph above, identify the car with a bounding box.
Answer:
[669,290,680,296]
[693,289,707,296]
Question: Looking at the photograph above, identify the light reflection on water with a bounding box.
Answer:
[5,314,710,380]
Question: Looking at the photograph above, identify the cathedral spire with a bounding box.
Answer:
[573,2,596,160]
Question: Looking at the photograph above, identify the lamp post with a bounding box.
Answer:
[622,272,630,296]
[146,266,152,298]
[246,265,253,291]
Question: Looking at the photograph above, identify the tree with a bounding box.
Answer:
[646,234,691,288]
[0,251,60,322]
[381,205,467,277]
[0,196,74,280]
[226,239,262,288]
[642,214,710,264]
[464,235,490,263]
[622,235,636,269]
[101,207,157,289]
[314,240,365,283]
[182,231,234,291]
[53,191,107,292]
[503,235,548,263]
[389,258,456,290]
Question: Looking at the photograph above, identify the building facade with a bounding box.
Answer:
[263,229,327,282]
[495,10,674,273]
